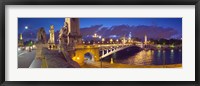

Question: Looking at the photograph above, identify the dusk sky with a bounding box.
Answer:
[18,18,182,40]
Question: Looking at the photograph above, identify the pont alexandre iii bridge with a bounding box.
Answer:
[34,18,134,67]
[72,44,132,65]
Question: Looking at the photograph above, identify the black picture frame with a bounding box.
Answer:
[0,0,199,86]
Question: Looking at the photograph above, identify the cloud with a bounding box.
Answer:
[21,24,181,41]
[80,25,103,36]
[80,24,180,39]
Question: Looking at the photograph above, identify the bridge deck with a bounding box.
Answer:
[100,46,131,59]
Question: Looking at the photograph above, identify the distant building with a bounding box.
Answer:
[18,33,24,47]
[128,32,132,39]
[121,35,127,44]
[128,32,132,43]
[144,35,147,45]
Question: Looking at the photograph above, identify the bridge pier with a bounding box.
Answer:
[102,50,104,56]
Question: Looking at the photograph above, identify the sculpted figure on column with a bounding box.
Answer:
[59,22,70,52]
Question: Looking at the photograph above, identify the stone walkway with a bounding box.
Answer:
[18,50,36,68]
[42,48,80,68]
[29,59,42,68]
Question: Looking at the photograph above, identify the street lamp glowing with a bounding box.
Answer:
[93,33,98,38]
[102,38,105,42]
[110,39,113,43]
[25,26,28,29]
[171,49,174,53]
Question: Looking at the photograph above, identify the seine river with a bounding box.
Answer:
[101,46,182,65]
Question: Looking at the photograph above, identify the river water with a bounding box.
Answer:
[101,46,182,65]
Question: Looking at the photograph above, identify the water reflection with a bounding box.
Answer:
[170,49,174,63]
[162,50,166,65]
[114,49,182,65]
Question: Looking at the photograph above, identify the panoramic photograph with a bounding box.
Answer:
[18,18,182,68]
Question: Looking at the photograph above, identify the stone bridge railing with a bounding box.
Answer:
[75,44,132,49]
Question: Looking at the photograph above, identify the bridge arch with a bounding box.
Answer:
[84,52,94,61]
[72,47,100,66]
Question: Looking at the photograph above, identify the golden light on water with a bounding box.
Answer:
[123,50,154,65]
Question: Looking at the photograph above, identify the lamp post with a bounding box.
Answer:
[116,39,119,43]
[92,33,98,44]
[102,38,105,44]
[110,39,113,44]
